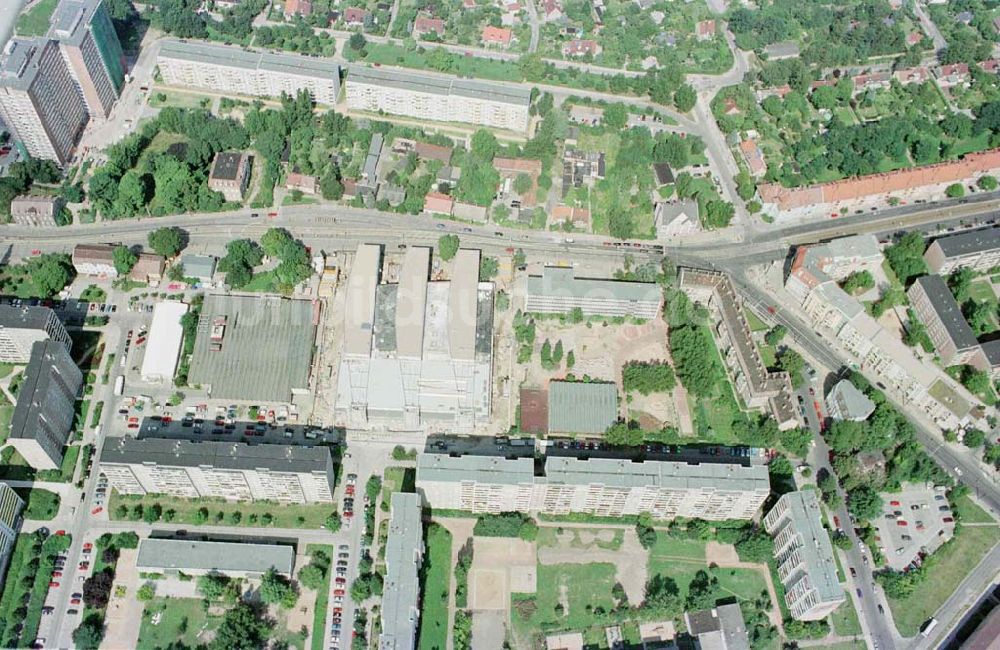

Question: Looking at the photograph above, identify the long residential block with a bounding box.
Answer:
[0,484,25,596]
[0,305,71,363]
[525,266,662,319]
[764,491,845,621]
[345,65,531,133]
[157,40,341,104]
[8,341,82,470]
[136,538,295,578]
[380,493,424,650]
[923,227,1000,275]
[99,437,335,504]
[48,0,125,118]
[908,274,981,367]
[416,453,770,520]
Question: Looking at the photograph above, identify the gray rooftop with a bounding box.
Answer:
[188,294,318,402]
[547,381,617,434]
[211,152,245,181]
[159,39,341,81]
[99,436,332,474]
[347,64,531,107]
[180,254,217,280]
[769,491,844,606]
[48,0,100,46]
[685,603,751,650]
[0,305,58,331]
[543,456,770,492]
[0,38,45,89]
[929,227,1000,258]
[980,339,1000,366]
[913,275,979,351]
[763,41,801,59]
[417,453,536,486]
[344,244,383,356]
[826,379,876,421]
[136,538,295,575]
[9,341,81,450]
[527,266,662,306]
[380,493,423,650]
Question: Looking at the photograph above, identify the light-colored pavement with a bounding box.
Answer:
[913,1,948,52]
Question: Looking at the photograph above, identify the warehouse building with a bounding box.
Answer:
[0,305,70,363]
[416,453,770,520]
[380,493,424,650]
[188,294,319,403]
[157,40,341,104]
[136,539,295,578]
[525,266,662,319]
[764,490,845,621]
[140,300,188,383]
[99,437,334,504]
[335,245,494,432]
[346,65,531,133]
[547,381,617,435]
[923,227,1000,275]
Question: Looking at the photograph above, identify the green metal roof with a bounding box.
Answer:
[547,381,617,434]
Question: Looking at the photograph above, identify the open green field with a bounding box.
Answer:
[518,562,619,632]
[743,308,770,333]
[14,487,60,521]
[138,597,221,650]
[954,493,997,524]
[830,600,863,637]
[307,544,334,650]
[647,534,706,562]
[886,523,999,636]
[417,524,453,650]
[108,492,335,529]
[15,0,58,36]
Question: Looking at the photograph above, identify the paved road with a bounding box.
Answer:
[913,0,948,52]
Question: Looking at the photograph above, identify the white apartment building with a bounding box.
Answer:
[0,305,71,363]
[764,491,845,621]
[157,40,342,105]
[923,227,1000,274]
[416,453,771,521]
[380,493,424,650]
[0,484,25,595]
[335,245,494,432]
[99,438,335,504]
[346,65,531,133]
[525,266,662,319]
[0,38,89,165]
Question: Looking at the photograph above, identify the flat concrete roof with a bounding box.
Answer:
[136,538,295,575]
[99,436,331,474]
[449,249,480,361]
[159,39,341,80]
[344,244,382,356]
[347,64,531,106]
[527,266,661,304]
[769,491,843,606]
[417,453,536,486]
[544,456,770,492]
[547,381,617,434]
[188,294,318,402]
[140,300,188,382]
[396,247,430,358]
[380,493,423,650]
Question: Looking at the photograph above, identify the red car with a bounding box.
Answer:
[833,516,841,529]
[332,607,342,614]
[70,598,81,605]
[79,562,89,570]
[55,530,66,536]
[334,589,345,597]
[92,507,103,515]
[897,520,908,527]
[890,500,901,506]
[345,485,355,496]
[943,516,954,523]
[52,571,63,578]
[83,543,93,551]
[335,577,346,585]
[49,581,60,588]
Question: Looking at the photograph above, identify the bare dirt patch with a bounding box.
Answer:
[468,537,537,611]
[537,527,647,605]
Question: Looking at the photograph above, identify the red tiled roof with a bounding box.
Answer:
[424,192,454,214]
[482,25,513,45]
[739,139,767,175]
[414,141,452,163]
[980,59,1000,73]
[413,16,445,37]
[893,66,930,84]
[939,63,970,77]
[563,39,600,56]
[906,31,922,46]
[760,148,1000,209]
[284,0,312,16]
[552,205,591,224]
[696,20,716,37]
[344,7,369,22]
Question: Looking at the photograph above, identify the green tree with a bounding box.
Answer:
[112,245,138,276]
[963,428,986,448]
[779,427,813,457]
[72,614,105,650]
[148,226,186,257]
[210,602,272,650]
[685,570,720,611]
[636,513,658,549]
[348,32,367,51]
[259,568,297,609]
[669,325,719,397]
[513,172,533,194]
[480,256,499,280]
[964,302,994,335]
[842,270,875,295]
[298,564,325,590]
[946,183,965,198]
[977,175,998,191]
[949,267,975,303]
[847,486,883,522]
[438,234,460,261]
[673,84,697,112]
[319,166,343,200]
[622,361,676,394]
[29,254,75,298]
[776,348,806,386]
[643,574,682,617]
[764,325,787,346]
[198,573,230,600]
[137,582,155,601]
[603,103,628,130]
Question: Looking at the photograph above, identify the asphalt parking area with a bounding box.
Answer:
[874,484,955,570]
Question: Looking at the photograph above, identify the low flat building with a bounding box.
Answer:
[136,539,295,577]
[547,381,617,435]
[139,301,188,383]
[924,227,1000,275]
[525,266,661,319]
[346,65,531,133]
[130,252,165,284]
[764,491,845,621]
[0,305,70,363]
[972,339,1000,377]
[99,437,335,503]
[157,39,341,104]
[8,341,82,470]
[188,294,319,403]
[679,268,798,430]
[684,603,751,650]
[72,243,117,276]
[0,484,25,595]
[9,195,64,227]
[908,275,981,367]
[380,493,424,650]
[180,255,217,283]
[208,151,252,202]
[416,453,770,520]
[826,379,876,421]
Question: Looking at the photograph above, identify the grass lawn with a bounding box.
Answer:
[108,492,335,529]
[138,597,221,650]
[647,534,706,562]
[830,600,863,637]
[242,271,281,293]
[307,544,334,650]
[15,0,59,36]
[14,487,60,521]
[148,89,213,110]
[417,523,453,650]
[577,131,621,170]
[743,308,770,333]
[282,194,320,206]
[953,494,996,524]
[0,363,13,379]
[536,527,623,551]
[0,399,12,446]
[524,562,619,631]
[886,524,999,636]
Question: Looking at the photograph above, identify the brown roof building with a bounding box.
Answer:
[413,16,446,39]
[423,192,454,215]
[519,388,548,434]
[130,253,166,284]
[414,141,453,163]
[285,171,319,195]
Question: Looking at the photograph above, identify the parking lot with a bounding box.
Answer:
[873,484,955,571]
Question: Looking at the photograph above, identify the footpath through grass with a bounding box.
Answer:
[417,523,453,650]
[886,506,999,636]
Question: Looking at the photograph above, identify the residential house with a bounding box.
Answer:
[956,11,974,25]
[655,200,700,239]
[937,63,970,87]
[696,19,716,41]
[551,204,591,230]
[436,166,462,187]
[9,195,64,227]
[344,7,370,27]
[562,39,601,58]
[283,0,312,18]
[980,59,1000,74]
[423,192,454,215]
[541,0,563,21]
[894,66,931,85]
[482,25,513,48]
[756,85,792,102]
[208,151,252,202]
[285,171,318,195]
[413,16,445,39]
[130,253,165,284]
[722,97,741,115]
[739,139,767,177]
[414,141,452,163]
[852,71,891,93]
[906,31,923,46]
